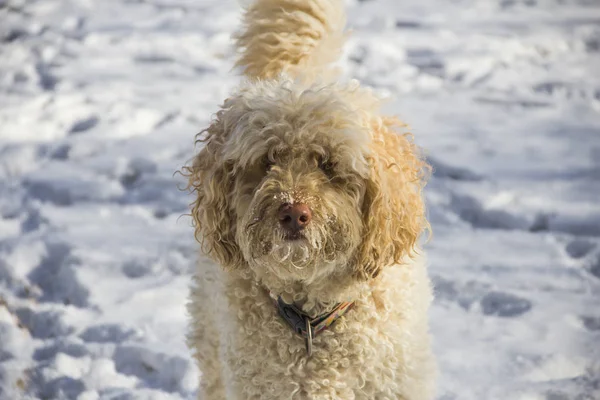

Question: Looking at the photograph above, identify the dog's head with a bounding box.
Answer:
[187,80,428,286]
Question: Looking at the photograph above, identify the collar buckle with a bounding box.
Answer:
[304,317,313,356]
[273,294,353,357]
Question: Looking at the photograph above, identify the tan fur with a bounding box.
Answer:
[185,0,436,398]
[234,0,346,80]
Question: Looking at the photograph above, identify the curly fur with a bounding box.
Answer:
[185,0,436,398]
[234,0,346,80]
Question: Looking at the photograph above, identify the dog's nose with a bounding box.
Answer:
[278,203,312,233]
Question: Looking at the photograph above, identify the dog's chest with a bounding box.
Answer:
[226,290,403,399]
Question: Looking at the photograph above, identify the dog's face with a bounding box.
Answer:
[232,118,369,285]
[187,81,427,285]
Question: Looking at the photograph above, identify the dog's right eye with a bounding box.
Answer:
[263,157,274,171]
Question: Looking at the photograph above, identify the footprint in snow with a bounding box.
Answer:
[480,291,532,317]
[27,241,89,307]
[395,20,422,29]
[133,54,175,64]
[429,157,483,182]
[21,206,47,233]
[80,324,140,344]
[24,178,73,206]
[450,193,529,231]
[432,276,459,302]
[27,369,85,400]
[546,391,570,400]
[588,254,600,280]
[14,308,73,339]
[68,116,99,135]
[49,143,70,160]
[33,339,88,361]
[580,316,600,332]
[122,259,155,279]
[565,239,596,259]
[119,157,157,188]
[112,345,196,393]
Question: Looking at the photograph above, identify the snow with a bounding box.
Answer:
[1,0,599,399]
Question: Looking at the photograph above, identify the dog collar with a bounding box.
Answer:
[269,292,354,356]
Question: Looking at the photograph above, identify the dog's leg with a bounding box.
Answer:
[189,321,224,399]
[187,265,227,400]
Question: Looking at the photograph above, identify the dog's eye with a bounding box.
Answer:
[263,157,274,171]
[318,159,335,177]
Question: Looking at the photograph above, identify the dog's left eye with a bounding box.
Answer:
[318,159,335,177]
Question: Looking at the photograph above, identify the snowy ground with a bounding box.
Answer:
[1,0,599,399]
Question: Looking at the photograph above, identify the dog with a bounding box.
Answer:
[185,0,437,398]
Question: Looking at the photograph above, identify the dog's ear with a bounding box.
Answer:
[186,109,244,270]
[354,117,429,280]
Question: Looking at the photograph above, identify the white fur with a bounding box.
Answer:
[188,253,436,399]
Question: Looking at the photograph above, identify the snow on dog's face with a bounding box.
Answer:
[187,80,428,285]
[232,121,368,285]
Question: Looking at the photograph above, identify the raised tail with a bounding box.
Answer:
[234,0,346,80]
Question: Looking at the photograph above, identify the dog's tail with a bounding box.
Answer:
[234,0,346,80]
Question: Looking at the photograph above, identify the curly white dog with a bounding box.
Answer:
[185,0,437,399]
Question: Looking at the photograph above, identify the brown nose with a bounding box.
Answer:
[278,203,312,233]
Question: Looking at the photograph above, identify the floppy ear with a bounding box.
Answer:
[354,117,429,280]
[185,110,243,270]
